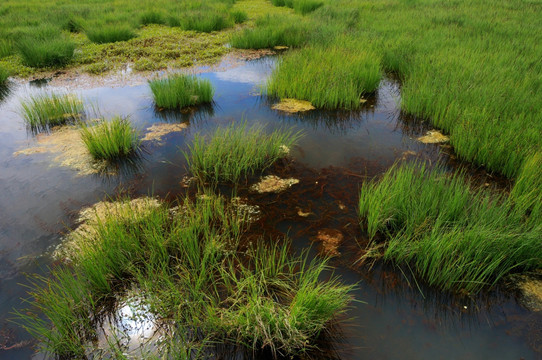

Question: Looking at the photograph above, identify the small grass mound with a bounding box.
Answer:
[267,44,382,109]
[186,122,302,183]
[230,10,248,24]
[17,37,75,68]
[358,162,542,294]
[149,74,213,109]
[140,10,167,26]
[181,11,233,32]
[17,194,353,358]
[20,93,84,131]
[271,0,323,14]
[86,26,136,44]
[80,116,140,160]
[231,15,310,49]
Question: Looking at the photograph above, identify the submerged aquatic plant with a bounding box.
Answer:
[149,74,213,109]
[80,116,141,160]
[20,93,84,130]
[358,162,542,294]
[186,122,302,183]
[18,194,353,357]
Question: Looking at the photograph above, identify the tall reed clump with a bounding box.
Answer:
[86,26,136,44]
[358,162,542,294]
[231,15,310,49]
[186,122,302,183]
[18,194,352,357]
[149,74,213,109]
[267,44,382,109]
[20,93,84,131]
[18,37,75,68]
[80,116,141,160]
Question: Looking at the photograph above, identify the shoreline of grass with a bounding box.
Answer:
[358,162,542,294]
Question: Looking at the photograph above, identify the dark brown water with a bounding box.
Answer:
[0,58,539,359]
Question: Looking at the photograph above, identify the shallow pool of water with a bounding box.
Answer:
[0,58,538,359]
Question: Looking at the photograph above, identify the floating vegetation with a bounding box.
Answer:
[186,122,301,183]
[272,98,315,113]
[358,162,542,294]
[86,26,137,44]
[19,194,353,358]
[20,93,84,131]
[141,122,187,143]
[149,74,213,110]
[313,229,343,257]
[250,175,299,193]
[267,43,382,109]
[80,116,141,161]
[13,125,109,176]
[417,130,450,144]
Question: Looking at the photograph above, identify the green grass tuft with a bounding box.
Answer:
[0,39,12,58]
[358,162,542,294]
[231,15,310,49]
[267,43,382,109]
[80,116,141,160]
[185,122,302,183]
[18,37,75,68]
[149,74,214,109]
[271,0,323,14]
[140,10,167,26]
[181,12,233,32]
[20,93,84,130]
[0,67,9,84]
[230,9,248,24]
[86,26,136,44]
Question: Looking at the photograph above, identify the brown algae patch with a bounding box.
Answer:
[417,130,450,144]
[56,197,162,261]
[250,175,299,193]
[13,125,108,176]
[517,276,542,312]
[272,99,315,113]
[141,123,187,143]
[312,229,344,257]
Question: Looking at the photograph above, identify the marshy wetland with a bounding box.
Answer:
[0,0,541,359]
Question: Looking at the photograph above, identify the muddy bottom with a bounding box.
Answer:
[0,58,536,360]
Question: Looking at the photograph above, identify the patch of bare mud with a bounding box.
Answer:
[20,50,275,90]
[417,130,449,144]
[272,99,315,113]
[250,175,299,193]
[517,275,542,312]
[142,123,187,144]
[13,125,109,176]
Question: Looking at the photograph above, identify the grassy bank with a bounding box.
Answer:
[18,194,353,358]
[186,122,302,183]
[358,162,542,294]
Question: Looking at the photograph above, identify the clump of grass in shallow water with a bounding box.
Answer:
[80,116,141,160]
[20,93,84,131]
[86,26,136,44]
[18,194,352,357]
[186,122,302,183]
[267,44,382,109]
[358,162,542,294]
[17,37,75,68]
[149,74,213,109]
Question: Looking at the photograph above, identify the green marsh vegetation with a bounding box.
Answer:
[0,66,8,84]
[17,194,353,358]
[20,93,84,131]
[267,42,382,109]
[271,0,324,15]
[149,74,214,109]
[80,116,141,161]
[186,122,302,183]
[86,26,137,44]
[358,162,542,294]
